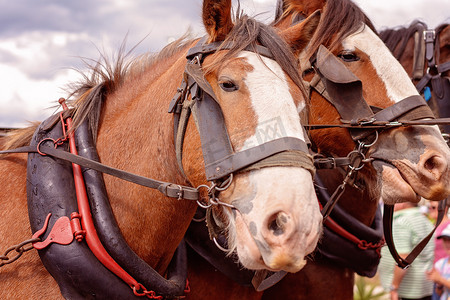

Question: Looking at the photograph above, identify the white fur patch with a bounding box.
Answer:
[238,51,306,150]
[342,25,419,103]
[224,51,322,272]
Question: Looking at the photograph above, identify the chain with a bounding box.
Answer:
[0,238,40,267]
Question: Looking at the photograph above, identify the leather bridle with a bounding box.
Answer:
[169,38,315,185]
[302,44,450,269]
[413,27,450,95]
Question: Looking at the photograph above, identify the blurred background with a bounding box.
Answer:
[0,0,448,127]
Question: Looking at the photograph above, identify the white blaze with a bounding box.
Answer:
[238,51,307,150]
[225,51,321,272]
[342,25,419,103]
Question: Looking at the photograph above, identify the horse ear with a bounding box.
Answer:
[283,0,325,17]
[203,0,234,43]
[279,9,321,56]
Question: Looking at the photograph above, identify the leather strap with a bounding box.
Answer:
[75,120,188,297]
[314,156,352,169]
[187,40,274,61]
[424,29,436,65]
[0,145,200,201]
[305,117,450,131]
[203,137,311,180]
[438,61,450,74]
[239,150,315,177]
[383,199,446,269]
[412,30,426,80]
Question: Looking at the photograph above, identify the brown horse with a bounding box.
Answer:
[380,20,450,132]
[185,0,450,299]
[0,0,324,298]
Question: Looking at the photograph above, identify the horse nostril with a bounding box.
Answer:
[268,212,289,236]
[422,154,447,180]
[424,156,437,171]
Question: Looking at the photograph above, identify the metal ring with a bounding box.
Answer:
[360,131,379,148]
[210,197,236,209]
[196,200,212,209]
[37,138,58,156]
[347,150,366,171]
[426,66,441,76]
[213,237,230,252]
[215,174,233,191]
[192,215,207,222]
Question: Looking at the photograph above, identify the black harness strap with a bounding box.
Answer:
[0,144,200,201]
[383,199,446,269]
[170,38,315,182]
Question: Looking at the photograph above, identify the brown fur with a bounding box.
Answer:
[185,1,407,299]
[203,0,234,43]
[275,0,376,57]
[0,2,310,298]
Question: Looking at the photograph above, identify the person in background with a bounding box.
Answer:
[428,201,450,263]
[379,202,435,300]
[426,223,450,300]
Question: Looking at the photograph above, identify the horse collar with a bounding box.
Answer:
[27,115,188,299]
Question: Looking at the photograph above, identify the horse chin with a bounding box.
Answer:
[233,208,318,273]
[372,160,421,204]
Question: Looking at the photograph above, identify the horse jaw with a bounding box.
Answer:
[343,25,450,203]
[221,167,322,273]
[213,52,322,273]
[370,125,450,204]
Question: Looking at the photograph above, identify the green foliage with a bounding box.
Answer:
[354,276,388,300]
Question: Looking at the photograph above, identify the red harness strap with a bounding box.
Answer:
[324,217,384,253]
[318,201,384,254]
[33,99,165,299]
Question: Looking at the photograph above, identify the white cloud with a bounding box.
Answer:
[0,64,81,127]
[0,0,448,128]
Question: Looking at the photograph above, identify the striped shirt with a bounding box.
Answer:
[378,207,435,298]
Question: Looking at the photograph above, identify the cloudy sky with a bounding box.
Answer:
[0,0,448,127]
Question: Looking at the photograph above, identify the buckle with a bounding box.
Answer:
[424,29,436,42]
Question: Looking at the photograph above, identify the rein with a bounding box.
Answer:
[383,200,447,269]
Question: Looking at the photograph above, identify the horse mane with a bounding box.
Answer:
[68,36,194,141]
[275,0,376,57]
[1,37,194,150]
[379,20,428,60]
[1,123,39,150]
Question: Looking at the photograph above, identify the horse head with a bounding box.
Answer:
[180,0,323,273]
[276,0,450,204]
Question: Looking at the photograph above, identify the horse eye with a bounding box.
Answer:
[219,81,239,92]
[338,51,360,62]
